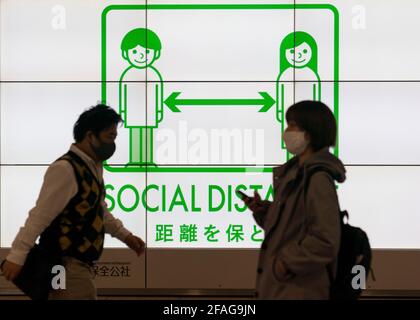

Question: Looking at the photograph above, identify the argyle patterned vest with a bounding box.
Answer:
[39,150,105,264]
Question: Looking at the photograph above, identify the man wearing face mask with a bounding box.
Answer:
[1,104,145,299]
[243,100,345,300]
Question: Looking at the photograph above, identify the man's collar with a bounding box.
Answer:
[70,144,97,166]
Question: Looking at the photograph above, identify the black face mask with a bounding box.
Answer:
[91,139,116,161]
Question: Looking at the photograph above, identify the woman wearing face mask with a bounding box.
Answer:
[243,100,345,300]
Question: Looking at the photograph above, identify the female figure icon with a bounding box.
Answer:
[276,31,321,158]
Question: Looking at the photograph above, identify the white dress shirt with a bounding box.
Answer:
[6,144,131,265]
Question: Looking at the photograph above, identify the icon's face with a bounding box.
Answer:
[285,42,312,68]
[126,45,156,68]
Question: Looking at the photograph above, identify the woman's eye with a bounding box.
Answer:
[133,50,137,54]
[303,49,308,54]
[290,49,295,54]
[146,49,150,54]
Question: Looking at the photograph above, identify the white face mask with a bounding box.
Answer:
[283,131,309,155]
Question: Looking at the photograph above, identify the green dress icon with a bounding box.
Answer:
[119,28,164,167]
[276,31,321,158]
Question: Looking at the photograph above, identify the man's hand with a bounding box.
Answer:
[243,191,271,215]
[125,234,146,257]
[1,260,23,281]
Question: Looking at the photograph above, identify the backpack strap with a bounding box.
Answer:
[341,210,349,223]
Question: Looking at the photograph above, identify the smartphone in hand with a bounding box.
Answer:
[236,190,251,201]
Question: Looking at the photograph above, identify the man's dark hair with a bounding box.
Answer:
[285,100,336,152]
[73,104,122,142]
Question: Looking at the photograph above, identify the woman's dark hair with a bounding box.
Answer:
[73,104,122,142]
[285,100,336,151]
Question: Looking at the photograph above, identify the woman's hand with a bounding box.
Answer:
[243,191,271,215]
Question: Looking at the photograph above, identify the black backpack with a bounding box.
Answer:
[305,169,373,300]
[329,210,373,300]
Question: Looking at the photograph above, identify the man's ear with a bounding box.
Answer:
[122,50,128,60]
[85,131,92,142]
[86,130,97,143]
[155,50,161,60]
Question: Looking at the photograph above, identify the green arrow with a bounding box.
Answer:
[164,92,275,112]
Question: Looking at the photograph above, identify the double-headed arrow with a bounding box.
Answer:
[164,92,275,113]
